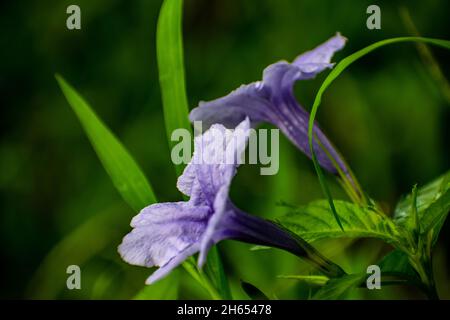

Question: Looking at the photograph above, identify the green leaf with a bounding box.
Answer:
[204,246,232,299]
[395,171,450,240]
[56,75,156,212]
[308,37,450,228]
[157,0,192,177]
[134,271,179,300]
[312,274,366,300]
[422,186,450,238]
[278,200,403,247]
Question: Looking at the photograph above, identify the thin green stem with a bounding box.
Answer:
[315,134,366,206]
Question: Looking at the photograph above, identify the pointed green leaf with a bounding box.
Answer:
[395,171,450,241]
[278,200,403,247]
[422,186,450,237]
[56,75,156,212]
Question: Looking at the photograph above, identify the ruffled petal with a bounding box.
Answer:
[197,186,230,267]
[293,33,346,78]
[176,161,196,197]
[177,118,251,205]
[178,119,252,266]
[118,202,209,268]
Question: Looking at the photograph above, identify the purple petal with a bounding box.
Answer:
[198,186,230,267]
[178,119,252,266]
[176,161,196,197]
[177,118,251,205]
[190,84,271,130]
[145,243,200,284]
[118,202,209,269]
[262,62,348,174]
[293,33,346,78]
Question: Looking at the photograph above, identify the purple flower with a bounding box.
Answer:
[189,33,348,176]
[119,119,343,284]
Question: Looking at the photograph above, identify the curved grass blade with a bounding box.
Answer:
[56,75,156,211]
[308,37,450,229]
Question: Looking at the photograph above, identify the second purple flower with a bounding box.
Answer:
[190,33,349,177]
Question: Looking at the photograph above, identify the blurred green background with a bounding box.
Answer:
[0,0,449,299]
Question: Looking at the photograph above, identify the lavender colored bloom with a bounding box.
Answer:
[119,119,343,284]
[189,33,348,176]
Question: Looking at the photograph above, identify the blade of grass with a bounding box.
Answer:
[56,75,156,212]
[156,0,230,299]
[157,0,192,177]
[308,37,450,229]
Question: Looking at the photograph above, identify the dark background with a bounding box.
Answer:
[0,0,449,299]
